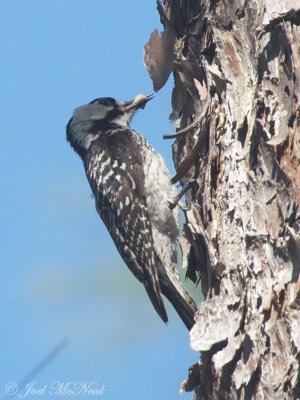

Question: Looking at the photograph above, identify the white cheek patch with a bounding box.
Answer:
[73,104,111,123]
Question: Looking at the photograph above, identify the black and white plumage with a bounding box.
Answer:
[66,94,196,330]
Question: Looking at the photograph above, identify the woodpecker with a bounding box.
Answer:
[66,94,196,330]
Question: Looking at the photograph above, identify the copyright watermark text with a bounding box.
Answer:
[4,381,105,397]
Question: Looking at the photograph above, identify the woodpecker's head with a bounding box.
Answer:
[66,94,153,157]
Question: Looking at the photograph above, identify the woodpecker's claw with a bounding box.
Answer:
[168,177,197,211]
[168,198,190,211]
[178,201,190,211]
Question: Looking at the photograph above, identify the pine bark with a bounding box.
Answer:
[145,1,300,399]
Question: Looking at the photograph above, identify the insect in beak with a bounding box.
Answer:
[125,94,154,111]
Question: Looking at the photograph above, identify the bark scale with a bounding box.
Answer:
[145,1,300,399]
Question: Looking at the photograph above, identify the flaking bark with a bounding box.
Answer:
[145,1,300,398]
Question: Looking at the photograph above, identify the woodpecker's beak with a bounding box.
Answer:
[125,94,154,111]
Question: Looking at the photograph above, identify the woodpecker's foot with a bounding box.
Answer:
[169,178,197,210]
[168,198,190,211]
[168,198,178,210]
[178,201,190,211]
[177,178,196,200]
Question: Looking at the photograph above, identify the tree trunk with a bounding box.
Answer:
[145,1,300,399]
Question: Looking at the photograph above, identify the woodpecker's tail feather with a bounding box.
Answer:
[160,278,197,331]
[143,276,168,324]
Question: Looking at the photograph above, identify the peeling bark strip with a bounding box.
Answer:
[145,1,300,399]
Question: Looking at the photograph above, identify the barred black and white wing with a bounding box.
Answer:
[67,95,197,329]
[85,128,168,323]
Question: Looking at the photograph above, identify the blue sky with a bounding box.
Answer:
[0,2,199,399]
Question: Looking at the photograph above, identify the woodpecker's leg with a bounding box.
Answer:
[169,148,207,211]
[168,178,197,211]
[168,197,188,211]
[177,178,197,201]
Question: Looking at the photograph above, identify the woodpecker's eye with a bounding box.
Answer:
[89,97,116,107]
